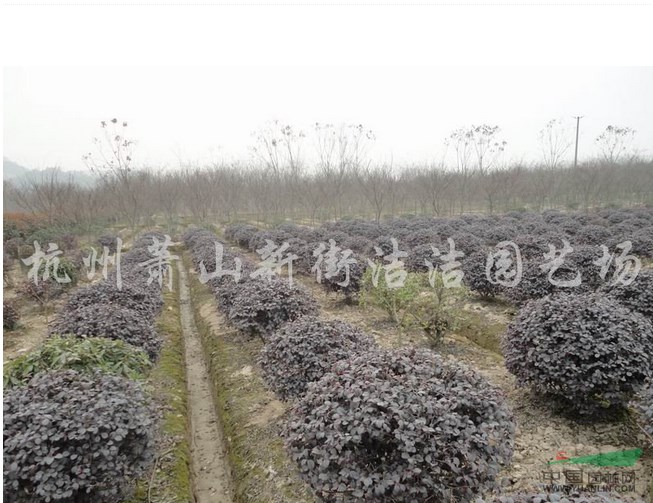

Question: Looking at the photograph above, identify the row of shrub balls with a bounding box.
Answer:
[185,227,651,502]
[3,231,168,502]
[225,207,653,305]
[225,214,653,425]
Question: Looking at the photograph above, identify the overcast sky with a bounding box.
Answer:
[4,66,653,172]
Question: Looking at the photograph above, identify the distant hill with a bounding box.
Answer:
[3,158,98,187]
[3,158,29,179]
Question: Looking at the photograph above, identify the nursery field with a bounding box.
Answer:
[3,207,653,503]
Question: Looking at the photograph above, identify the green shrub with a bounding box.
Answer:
[37,257,78,286]
[25,228,61,248]
[402,270,467,346]
[360,268,424,324]
[4,336,152,387]
[361,269,466,345]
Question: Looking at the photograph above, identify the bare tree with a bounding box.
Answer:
[595,125,637,165]
[180,165,216,223]
[574,163,603,210]
[82,118,142,230]
[251,120,303,174]
[446,128,473,214]
[154,171,181,229]
[479,165,509,214]
[530,164,559,210]
[414,164,455,216]
[10,168,77,225]
[356,164,395,223]
[539,118,572,169]
[468,124,507,174]
[314,123,375,219]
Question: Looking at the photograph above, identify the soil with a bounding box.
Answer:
[3,250,111,362]
[3,264,78,361]
[176,261,234,503]
[186,261,317,503]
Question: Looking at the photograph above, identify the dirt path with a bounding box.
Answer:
[176,260,234,503]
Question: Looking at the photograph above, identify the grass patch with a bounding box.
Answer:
[456,309,509,355]
[129,272,192,502]
[183,252,316,503]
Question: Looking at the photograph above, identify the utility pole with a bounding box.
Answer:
[573,116,583,169]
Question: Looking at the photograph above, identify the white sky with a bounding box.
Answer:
[4,66,653,172]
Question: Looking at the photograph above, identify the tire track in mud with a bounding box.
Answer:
[176,260,234,503]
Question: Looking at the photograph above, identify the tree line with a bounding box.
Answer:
[4,119,652,229]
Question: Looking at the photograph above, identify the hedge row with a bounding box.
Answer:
[221,222,651,501]
[185,226,516,502]
[49,232,166,359]
[225,207,653,305]
[4,230,169,502]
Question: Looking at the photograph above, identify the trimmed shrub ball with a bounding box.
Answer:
[3,370,156,503]
[181,227,214,248]
[365,235,403,258]
[501,251,597,305]
[450,231,485,256]
[260,317,376,399]
[462,250,504,298]
[629,227,653,258]
[62,281,163,322]
[342,236,373,255]
[293,241,320,275]
[285,348,515,502]
[248,230,293,253]
[131,231,166,250]
[501,259,558,305]
[405,243,440,273]
[107,264,161,292]
[312,249,367,301]
[502,293,653,415]
[207,263,257,311]
[49,304,162,360]
[566,244,616,291]
[575,224,613,246]
[403,229,441,249]
[510,234,550,260]
[97,233,119,253]
[233,224,260,248]
[120,247,157,269]
[228,277,319,338]
[601,269,653,323]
